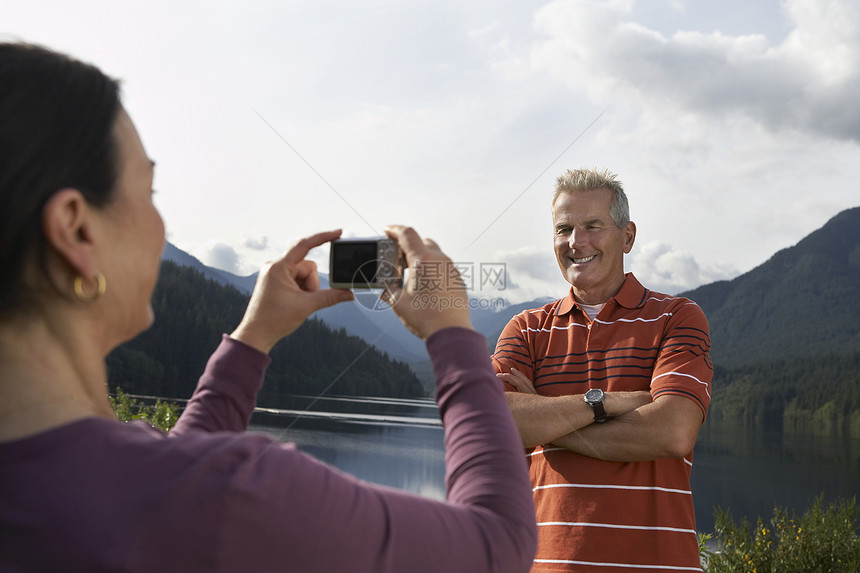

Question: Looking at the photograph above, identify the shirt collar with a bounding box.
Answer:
[556,273,649,317]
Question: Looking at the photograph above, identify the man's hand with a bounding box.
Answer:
[382,225,473,340]
[497,368,538,394]
[230,230,355,354]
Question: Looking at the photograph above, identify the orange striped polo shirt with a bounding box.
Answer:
[493,273,712,572]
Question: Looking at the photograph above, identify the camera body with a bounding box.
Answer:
[329,238,404,289]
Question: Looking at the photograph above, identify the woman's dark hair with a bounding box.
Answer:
[0,42,121,313]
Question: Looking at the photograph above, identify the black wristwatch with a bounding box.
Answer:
[584,388,607,423]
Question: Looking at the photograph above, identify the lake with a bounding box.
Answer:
[692,423,860,532]
[249,394,860,534]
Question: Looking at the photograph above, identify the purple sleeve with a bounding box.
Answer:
[170,335,271,435]
[429,327,532,512]
[218,327,537,573]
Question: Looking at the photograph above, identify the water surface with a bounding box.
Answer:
[249,394,860,534]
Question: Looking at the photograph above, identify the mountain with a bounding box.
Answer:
[109,260,425,402]
[679,206,860,436]
[160,244,433,363]
[160,243,549,384]
[158,207,860,434]
[680,206,860,369]
[161,243,258,294]
[164,205,860,376]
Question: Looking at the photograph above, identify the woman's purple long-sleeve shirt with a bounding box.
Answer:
[0,328,537,572]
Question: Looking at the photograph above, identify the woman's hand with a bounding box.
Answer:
[382,225,473,340]
[230,230,354,354]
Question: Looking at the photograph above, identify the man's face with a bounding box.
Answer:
[552,188,635,304]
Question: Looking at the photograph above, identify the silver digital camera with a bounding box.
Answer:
[329,238,405,289]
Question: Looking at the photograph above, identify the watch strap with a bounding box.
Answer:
[585,389,608,423]
[591,401,607,423]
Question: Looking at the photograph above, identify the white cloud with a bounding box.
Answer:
[530,0,860,143]
[492,245,570,303]
[5,0,858,305]
[243,234,269,251]
[627,240,738,295]
[468,20,501,38]
[190,241,243,276]
[503,0,860,285]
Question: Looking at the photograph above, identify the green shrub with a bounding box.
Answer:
[109,387,179,432]
[704,495,860,572]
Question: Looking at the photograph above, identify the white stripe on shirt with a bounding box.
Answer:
[652,371,711,399]
[537,521,697,535]
[533,483,692,495]
[534,558,703,571]
[593,312,673,326]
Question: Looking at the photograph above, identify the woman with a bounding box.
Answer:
[0,43,536,572]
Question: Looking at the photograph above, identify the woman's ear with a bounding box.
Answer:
[41,189,98,277]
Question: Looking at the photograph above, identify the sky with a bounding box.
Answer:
[3,0,859,304]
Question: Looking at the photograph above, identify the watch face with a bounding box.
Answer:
[585,388,603,403]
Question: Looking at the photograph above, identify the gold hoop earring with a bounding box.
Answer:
[73,272,107,302]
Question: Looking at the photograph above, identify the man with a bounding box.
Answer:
[494,168,712,572]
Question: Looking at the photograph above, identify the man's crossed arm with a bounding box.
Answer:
[499,368,703,462]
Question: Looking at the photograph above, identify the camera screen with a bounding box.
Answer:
[331,242,379,284]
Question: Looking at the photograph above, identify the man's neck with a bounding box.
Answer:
[571,274,626,305]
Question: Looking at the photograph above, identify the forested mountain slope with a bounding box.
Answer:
[682,206,860,368]
[107,261,426,404]
[680,207,860,435]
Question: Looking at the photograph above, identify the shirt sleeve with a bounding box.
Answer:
[170,334,271,435]
[492,314,535,391]
[215,327,537,573]
[650,301,713,420]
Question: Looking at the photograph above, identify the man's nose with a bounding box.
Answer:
[569,227,586,248]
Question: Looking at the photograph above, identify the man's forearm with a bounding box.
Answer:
[506,391,652,449]
[552,395,704,461]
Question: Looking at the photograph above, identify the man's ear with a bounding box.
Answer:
[623,221,636,254]
[41,189,98,277]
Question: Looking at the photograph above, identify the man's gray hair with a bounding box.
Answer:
[553,168,630,228]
